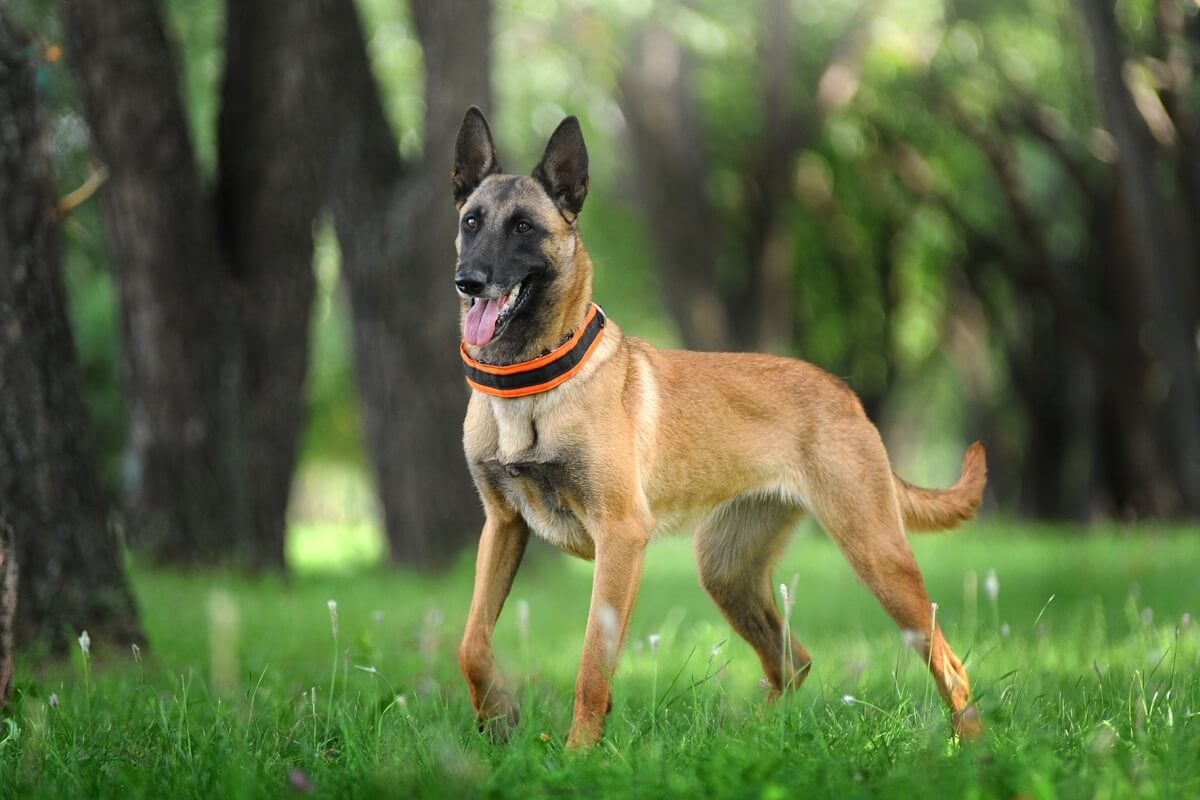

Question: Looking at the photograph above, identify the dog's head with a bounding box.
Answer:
[450,107,590,356]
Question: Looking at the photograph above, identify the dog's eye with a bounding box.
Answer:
[515,221,532,234]
[464,215,478,231]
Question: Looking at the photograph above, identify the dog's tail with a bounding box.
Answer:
[895,441,987,533]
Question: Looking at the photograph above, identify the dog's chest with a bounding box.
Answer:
[479,457,594,558]
[489,396,538,461]
[473,396,595,558]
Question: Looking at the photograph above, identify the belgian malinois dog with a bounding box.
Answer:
[451,107,986,748]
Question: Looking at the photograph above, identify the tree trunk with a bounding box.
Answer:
[0,10,143,653]
[618,26,734,351]
[1078,0,1200,514]
[619,2,874,355]
[732,0,804,352]
[59,0,240,562]
[216,0,343,568]
[0,522,14,708]
[324,0,490,567]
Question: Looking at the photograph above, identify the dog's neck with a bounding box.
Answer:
[470,245,595,367]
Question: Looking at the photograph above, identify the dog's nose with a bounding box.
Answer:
[454,269,487,297]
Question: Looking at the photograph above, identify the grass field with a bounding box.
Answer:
[3,522,1199,798]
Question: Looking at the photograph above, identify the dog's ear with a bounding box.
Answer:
[532,116,589,220]
[452,106,502,208]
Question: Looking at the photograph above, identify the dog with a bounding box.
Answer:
[451,107,986,748]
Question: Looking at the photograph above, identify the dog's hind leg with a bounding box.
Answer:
[459,505,531,742]
[695,496,811,695]
[810,452,981,739]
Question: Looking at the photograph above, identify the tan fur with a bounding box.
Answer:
[456,174,986,750]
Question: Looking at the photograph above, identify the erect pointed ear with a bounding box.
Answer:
[451,106,502,208]
[531,116,589,220]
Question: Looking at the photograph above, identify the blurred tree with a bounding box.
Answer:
[214,0,347,568]
[619,23,736,352]
[0,522,12,708]
[611,0,1199,520]
[57,0,489,567]
[58,0,240,564]
[866,0,1200,518]
[325,0,490,566]
[0,7,142,655]
[618,0,878,357]
[1077,0,1200,515]
[29,0,1198,529]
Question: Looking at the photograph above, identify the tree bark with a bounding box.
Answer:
[59,0,240,562]
[54,0,492,570]
[619,1,874,354]
[0,522,14,708]
[618,25,734,351]
[0,10,143,653]
[326,0,490,567]
[1079,0,1200,514]
[216,0,343,568]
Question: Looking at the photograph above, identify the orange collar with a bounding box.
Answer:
[460,304,607,398]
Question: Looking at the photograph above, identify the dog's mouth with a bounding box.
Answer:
[462,281,531,348]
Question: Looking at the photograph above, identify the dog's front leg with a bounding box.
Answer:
[567,519,648,749]
[459,508,530,741]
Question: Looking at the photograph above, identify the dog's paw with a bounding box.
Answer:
[564,726,602,751]
[564,710,607,751]
[952,704,984,741]
[477,696,521,744]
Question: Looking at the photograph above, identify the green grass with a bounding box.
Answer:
[4,522,1200,798]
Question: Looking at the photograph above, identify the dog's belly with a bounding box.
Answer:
[479,459,596,559]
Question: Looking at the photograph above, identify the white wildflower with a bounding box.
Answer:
[49,693,59,709]
[648,634,661,655]
[841,694,856,705]
[327,600,339,638]
[984,569,999,602]
[77,630,90,658]
[424,606,445,628]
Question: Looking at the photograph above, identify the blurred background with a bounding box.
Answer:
[2,0,1198,649]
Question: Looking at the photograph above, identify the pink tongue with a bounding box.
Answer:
[464,297,503,347]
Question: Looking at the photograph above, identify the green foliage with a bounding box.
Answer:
[163,0,224,175]
[20,0,1196,503]
[5,525,1200,797]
